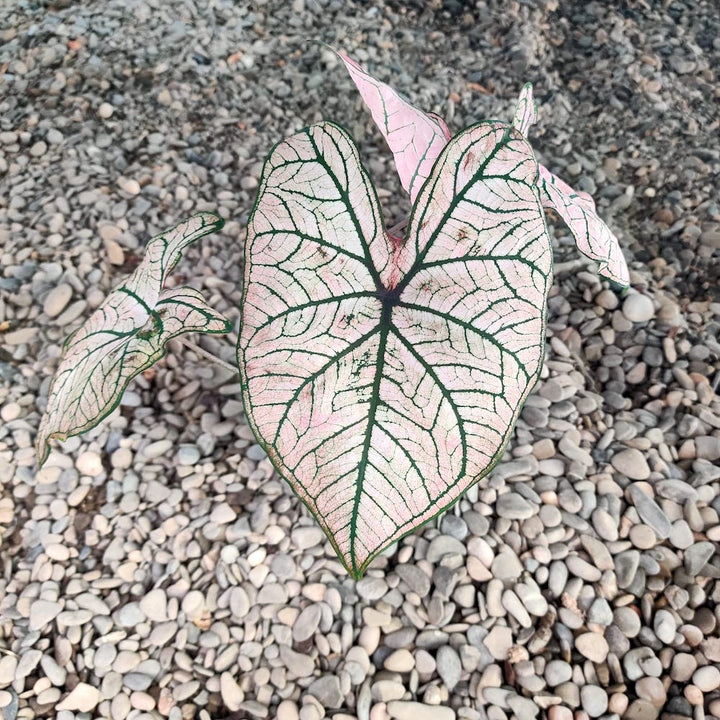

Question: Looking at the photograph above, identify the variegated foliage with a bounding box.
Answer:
[239,53,629,577]
[239,120,552,577]
[36,213,231,466]
[37,52,628,579]
[341,55,629,286]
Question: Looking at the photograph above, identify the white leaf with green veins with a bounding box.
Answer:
[239,121,551,577]
[36,213,231,466]
[340,53,630,289]
[537,165,631,286]
[512,82,538,138]
[510,83,630,286]
[337,51,451,203]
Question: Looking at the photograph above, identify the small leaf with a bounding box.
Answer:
[239,121,552,577]
[512,83,538,138]
[36,213,231,466]
[337,50,451,203]
[538,165,630,287]
[508,83,629,287]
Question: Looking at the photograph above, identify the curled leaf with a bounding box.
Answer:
[512,82,538,137]
[508,83,630,287]
[337,50,450,203]
[239,121,551,577]
[538,166,630,287]
[36,213,231,466]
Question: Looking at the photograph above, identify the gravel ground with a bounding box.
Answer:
[2,2,720,720]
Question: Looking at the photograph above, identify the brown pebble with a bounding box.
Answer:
[670,653,697,682]
[575,632,609,663]
[635,677,666,708]
[654,208,674,224]
[629,524,657,549]
[624,699,660,720]
[548,706,573,720]
[684,685,704,705]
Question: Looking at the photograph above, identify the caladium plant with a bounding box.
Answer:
[36,213,232,466]
[336,53,629,287]
[36,52,629,579]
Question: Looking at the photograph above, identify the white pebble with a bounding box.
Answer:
[140,588,168,622]
[56,683,100,712]
[76,451,103,476]
[97,102,114,119]
[43,283,73,318]
[693,666,720,692]
[220,672,244,711]
[622,293,655,322]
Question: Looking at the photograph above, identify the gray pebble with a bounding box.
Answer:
[293,604,322,642]
[653,609,676,644]
[425,534,466,562]
[395,564,430,597]
[308,676,343,708]
[496,492,536,519]
[611,448,650,480]
[280,645,314,678]
[581,685,608,717]
[436,645,461,691]
[591,508,619,541]
[684,541,714,575]
[627,485,671,538]
[43,284,73,318]
[545,659,572,686]
[176,444,200,466]
[440,514,468,540]
[123,672,153,691]
[491,550,522,580]
[669,520,694,549]
[291,526,325,550]
[114,603,146,627]
[356,576,388,601]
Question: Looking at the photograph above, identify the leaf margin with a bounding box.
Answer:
[237,119,551,578]
[36,212,231,467]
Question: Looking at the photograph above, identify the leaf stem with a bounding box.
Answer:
[178,337,238,375]
[387,217,409,237]
[553,258,590,277]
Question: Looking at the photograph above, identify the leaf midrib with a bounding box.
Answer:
[395,124,515,296]
[349,305,391,575]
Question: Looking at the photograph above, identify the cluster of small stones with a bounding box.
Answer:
[2,273,720,720]
[1,1,720,720]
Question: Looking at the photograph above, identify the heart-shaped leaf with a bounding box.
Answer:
[36,213,231,466]
[338,51,451,203]
[239,121,551,577]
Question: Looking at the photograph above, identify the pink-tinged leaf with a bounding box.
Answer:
[506,82,630,286]
[36,213,231,466]
[512,82,538,138]
[337,51,451,203]
[538,165,630,286]
[238,120,552,578]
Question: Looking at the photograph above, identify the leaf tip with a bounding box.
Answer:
[35,427,64,468]
[602,265,631,291]
[512,83,538,138]
[199,211,225,232]
[35,442,49,469]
